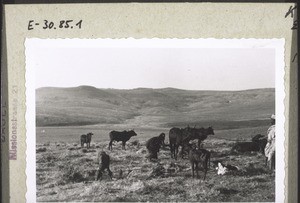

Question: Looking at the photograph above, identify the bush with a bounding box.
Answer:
[60,165,85,184]
[131,140,140,146]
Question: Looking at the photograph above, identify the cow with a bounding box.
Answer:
[231,141,263,154]
[188,147,211,180]
[169,126,214,160]
[231,135,268,156]
[80,132,93,148]
[108,130,137,150]
[95,151,113,180]
[146,133,165,159]
[192,127,215,148]
[169,127,192,160]
[251,134,268,154]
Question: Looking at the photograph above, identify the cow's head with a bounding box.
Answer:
[129,130,137,137]
[159,133,165,144]
[207,126,214,135]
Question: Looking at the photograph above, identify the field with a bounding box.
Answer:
[36,125,275,202]
[36,87,275,202]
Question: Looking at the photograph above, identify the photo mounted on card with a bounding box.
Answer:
[2,3,297,203]
[25,38,285,202]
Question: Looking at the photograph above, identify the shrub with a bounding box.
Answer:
[61,165,85,184]
[131,140,140,146]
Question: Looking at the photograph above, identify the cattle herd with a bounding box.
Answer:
[79,126,268,181]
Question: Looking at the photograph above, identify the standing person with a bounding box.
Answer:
[264,114,275,171]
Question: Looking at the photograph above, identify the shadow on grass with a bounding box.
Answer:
[217,187,239,195]
[235,164,270,176]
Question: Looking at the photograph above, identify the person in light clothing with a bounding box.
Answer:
[264,114,275,171]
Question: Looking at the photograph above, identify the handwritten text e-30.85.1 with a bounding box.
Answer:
[28,20,82,30]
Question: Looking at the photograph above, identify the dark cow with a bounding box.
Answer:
[231,142,262,153]
[169,126,214,160]
[108,130,137,150]
[169,127,192,160]
[188,147,211,180]
[80,132,93,148]
[95,151,113,180]
[146,133,165,159]
[251,134,268,154]
[231,134,268,155]
[192,127,215,148]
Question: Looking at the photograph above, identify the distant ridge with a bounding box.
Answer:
[36,86,275,128]
[37,85,274,92]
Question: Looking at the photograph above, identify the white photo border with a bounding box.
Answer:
[25,38,285,203]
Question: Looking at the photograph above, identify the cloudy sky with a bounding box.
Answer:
[26,39,276,91]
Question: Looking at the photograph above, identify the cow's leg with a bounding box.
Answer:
[122,141,126,150]
[95,169,103,181]
[191,162,195,178]
[203,168,207,180]
[175,145,179,160]
[109,141,113,150]
[171,144,175,159]
[196,162,199,179]
[81,141,83,147]
[107,167,113,179]
[198,139,201,149]
[203,161,208,180]
[154,152,158,159]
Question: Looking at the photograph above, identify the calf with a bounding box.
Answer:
[146,133,165,159]
[95,151,113,180]
[188,147,211,180]
[80,132,93,148]
[108,130,137,150]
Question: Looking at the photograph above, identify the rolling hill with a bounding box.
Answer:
[36,86,275,129]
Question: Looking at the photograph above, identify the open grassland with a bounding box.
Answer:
[36,126,274,202]
[36,124,269,144]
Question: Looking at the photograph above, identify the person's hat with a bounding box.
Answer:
[271,114,275,120]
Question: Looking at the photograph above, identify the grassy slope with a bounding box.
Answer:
[36,86,275,128]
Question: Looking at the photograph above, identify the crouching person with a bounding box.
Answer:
[95,151,113,180]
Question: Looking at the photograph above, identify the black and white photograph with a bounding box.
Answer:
[25,38,285,202]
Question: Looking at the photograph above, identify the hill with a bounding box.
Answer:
[36,86,275,129]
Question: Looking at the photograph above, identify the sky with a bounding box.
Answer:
[26,39,276,91]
